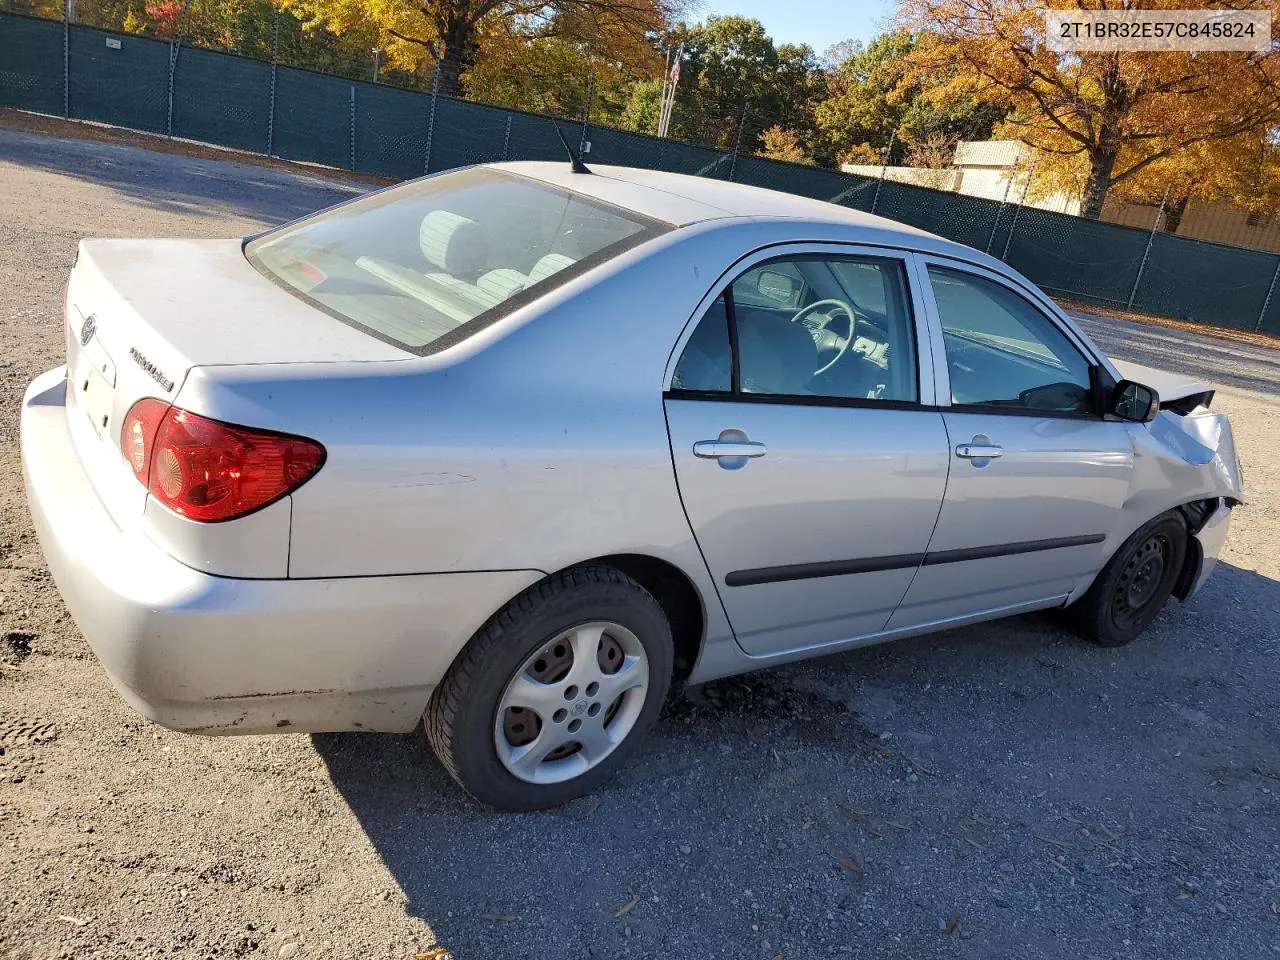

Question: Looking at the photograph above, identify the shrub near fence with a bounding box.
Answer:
[2,10,1279,335]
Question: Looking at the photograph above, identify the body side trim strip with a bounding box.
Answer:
[725,533,1105,587]
[921,534,1105,566]
[725,553,925,586]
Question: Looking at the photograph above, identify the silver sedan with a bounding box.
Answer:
[20,161,1243,810]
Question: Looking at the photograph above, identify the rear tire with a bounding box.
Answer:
[424,565,673,811]
[1068,511,1187,647]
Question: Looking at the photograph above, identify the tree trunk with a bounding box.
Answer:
[434,13,476,98]
[1080,147,1118,219]
[1162,194,1190,234]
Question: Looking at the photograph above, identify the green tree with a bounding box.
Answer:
[815,30,1003,166]
[651,16,820,151]
[620,77,664,134]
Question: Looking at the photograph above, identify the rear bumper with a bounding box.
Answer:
[21,366,541,734]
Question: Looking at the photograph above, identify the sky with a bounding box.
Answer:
[699,0,897,55]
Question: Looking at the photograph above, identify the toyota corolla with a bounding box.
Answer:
[21,161,1243,810]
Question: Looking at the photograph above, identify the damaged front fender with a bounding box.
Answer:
[1120,406,1243,601]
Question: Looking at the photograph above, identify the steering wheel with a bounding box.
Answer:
[790,299,858,377]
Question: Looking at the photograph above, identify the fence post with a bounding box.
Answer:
[266,7,278,155]
[1255,257,1280,333]
[1000,155,1037,261]
[502,114,512,161]
[578,72,595,160]
[985,156,1017,254]
[423,67,439,175]
[348,85,356,171]
[870,130,896,215]
[728,102,748,181]
[165,39,180,136]
[1126,185,1170,309]
[62,15,70,118]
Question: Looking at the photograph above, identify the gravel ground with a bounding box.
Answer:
[1,128,1278,960]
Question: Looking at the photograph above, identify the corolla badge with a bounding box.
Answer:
[129,347,175,393]
[79,313,97,346]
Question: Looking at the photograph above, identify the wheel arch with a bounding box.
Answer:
[552,553,707,686]
[1071,499,1214,608]
[1171,497,1221,601]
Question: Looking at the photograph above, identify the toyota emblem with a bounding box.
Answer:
[79,313,97,346]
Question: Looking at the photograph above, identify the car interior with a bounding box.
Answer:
[247,169,657,350]
[927,267,1096,413]
[672,257,917,402]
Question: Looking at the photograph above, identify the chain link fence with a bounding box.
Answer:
[2,10,1279,335]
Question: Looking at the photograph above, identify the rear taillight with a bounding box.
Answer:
[120,400,326,522]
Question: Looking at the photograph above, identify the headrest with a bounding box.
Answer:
[526,253,576,287]
[420,210,488,275]
[737,311,817,394]
[475,268,529,306]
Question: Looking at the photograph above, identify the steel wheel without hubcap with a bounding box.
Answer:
[1111,533,1169,629]
[494,621,649,785]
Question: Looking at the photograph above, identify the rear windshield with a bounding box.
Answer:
[245,168,670,354]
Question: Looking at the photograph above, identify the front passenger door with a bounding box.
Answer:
[888,261,1134,631]
[664,247,950,656]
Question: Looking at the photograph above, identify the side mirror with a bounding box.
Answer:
[755,270,798,304]
[1110,380,1160,422]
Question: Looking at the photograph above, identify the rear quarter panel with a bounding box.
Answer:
[177,221,808,674]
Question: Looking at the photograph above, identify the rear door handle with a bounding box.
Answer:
[955,443,1004,459]
[693,440,768,459]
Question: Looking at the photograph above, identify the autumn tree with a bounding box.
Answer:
[901,0,1280,218]
[1094,129,1280,233]
[757,125,812,164]
[463,30,634,120]
[275,0,679,97]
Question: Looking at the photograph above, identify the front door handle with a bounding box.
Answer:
[693,440,768,459]
[955,443,1004,459]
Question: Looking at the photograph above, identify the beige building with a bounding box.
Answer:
[843,140,1280,253]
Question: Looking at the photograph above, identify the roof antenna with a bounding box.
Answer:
[549,117,591,174]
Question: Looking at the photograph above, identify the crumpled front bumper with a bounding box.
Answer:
[1186,500,1233,598]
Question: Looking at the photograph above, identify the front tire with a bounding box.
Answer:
[424,565,673,811]
[1068,511,1187,647]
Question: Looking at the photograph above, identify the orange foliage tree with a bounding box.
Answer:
[899,0,1280,218]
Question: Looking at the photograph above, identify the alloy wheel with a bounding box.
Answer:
[494,621,649,785]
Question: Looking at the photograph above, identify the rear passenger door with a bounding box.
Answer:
[887,259,1134,631]
[663,245,950,657]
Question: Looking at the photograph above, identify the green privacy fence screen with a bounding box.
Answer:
[3,10,1279,335]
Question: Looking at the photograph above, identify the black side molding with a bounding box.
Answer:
[726,534,1106,587]
[921,534,1106,566]
[725,553,925,587]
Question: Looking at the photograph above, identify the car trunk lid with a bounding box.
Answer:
[63,237,411,530]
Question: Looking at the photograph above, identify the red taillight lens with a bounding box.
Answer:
[120,401,326,522]
[121,398,170,484]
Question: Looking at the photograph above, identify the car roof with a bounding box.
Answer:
[489,160,995,267]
